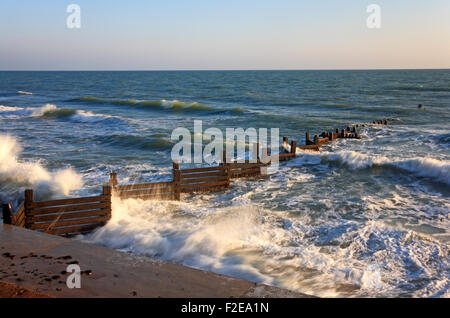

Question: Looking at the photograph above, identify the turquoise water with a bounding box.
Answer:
[0,70,449,297]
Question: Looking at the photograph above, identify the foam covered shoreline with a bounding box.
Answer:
[0,224,312,298]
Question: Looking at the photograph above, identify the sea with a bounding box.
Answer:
[0,70,449,297]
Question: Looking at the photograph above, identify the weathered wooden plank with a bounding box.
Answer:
[180,180,229,191]
[231,173,260,178]
[28,209,110,223]
[117,189,173,197]
[118,187,173,194]
[231,168,261,177]
[231,167,261,173]
[180,175,228,184]
[180,185,228,194]
[298,145,320,151]
[180,166,227,174]
[16,214,26,228]
[279,153,295,159]
[27,202,109,216]
[180,171,229,179]
[13,209,26,227]
[119,194,175,201]
[29,196,107,209]
[116,182,173,191]
[29,215,110,230]
[11,204,24,225]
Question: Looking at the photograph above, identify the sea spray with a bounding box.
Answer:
[82,195,449,298]
[2,69,449,298]
[0,134,83,200]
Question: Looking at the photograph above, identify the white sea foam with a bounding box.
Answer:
[29,103,58,116]
[17,90,33,95]
[0,104,117,123]
[0,134,83,199]
[0,105,24,112]
[70,110,116,123]
[285,148,450,185]
[82,196,449,298]
[325,151,450,185]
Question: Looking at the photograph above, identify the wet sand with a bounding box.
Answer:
[0,224,313,298]
[0,281,50,298]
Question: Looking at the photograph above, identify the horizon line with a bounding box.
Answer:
[0,68,449,72]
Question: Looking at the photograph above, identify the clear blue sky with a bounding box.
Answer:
[0,0,449,70]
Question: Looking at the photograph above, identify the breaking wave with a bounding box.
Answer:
[72,97,215,113]
[322,151,450,185]
[0,134,83,203]
[0,104,119,123]
[83,197,449,297]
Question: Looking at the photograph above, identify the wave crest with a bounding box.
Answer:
[0,134,83,202]
[326,151,450,185]
[0,104,118,123]
[72,97,215,112]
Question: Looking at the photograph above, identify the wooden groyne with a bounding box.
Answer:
[2,119,390,237]
[3,187,112,237]
[284,119,390,154]
[2,161,270,237]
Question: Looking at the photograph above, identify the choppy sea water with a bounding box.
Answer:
[0,70,449,297]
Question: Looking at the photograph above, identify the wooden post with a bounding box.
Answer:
[254,142,260,163]
[225,163,231,185]
[102,186,112,220]
[341,129,345,138]
[314,135,319,145]
[222,150,227,165]
[329,131,334,141]
[290,140,297,156]
[282,137,289,154]
[172,161,181,201]
[109,172,118,188]
[24,189,33,229]
[354,127,359,139]
[305,132,311,145]
[2,204,12,225]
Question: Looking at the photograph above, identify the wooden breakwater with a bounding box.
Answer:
[3,187,112,237]
[2,119,390,237]
[284,119,390,153]
[2,161,270,236]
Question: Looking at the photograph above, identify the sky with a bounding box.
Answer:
[0,0,449,70]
